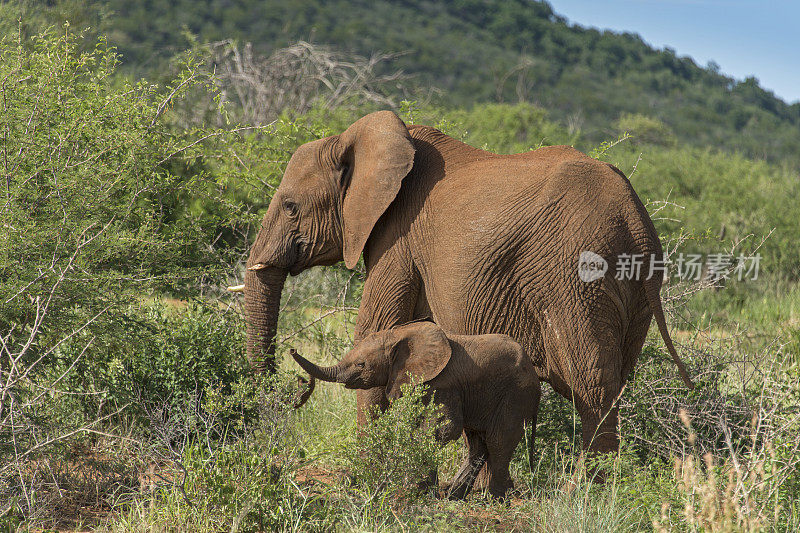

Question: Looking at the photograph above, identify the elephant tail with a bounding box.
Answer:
[526,421,536,475]
[643,274,695,389]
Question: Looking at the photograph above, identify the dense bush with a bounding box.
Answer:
[0,26,276,525]
[614,113,677,147]
[442,102,577,152]
[113,373,320,533]
[81,303,247,414]
[343,382,447,500]
[0,26,242,354]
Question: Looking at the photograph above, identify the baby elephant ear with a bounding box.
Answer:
[386,322,452,400]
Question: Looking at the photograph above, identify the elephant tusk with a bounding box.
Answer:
[247,263,269,271]
[227,284,245,293]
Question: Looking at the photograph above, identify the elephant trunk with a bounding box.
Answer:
[293,374,316,408]
[244,266,288,374]
[290,349,345,383]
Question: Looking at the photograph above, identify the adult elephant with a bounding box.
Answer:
[244,110,693,455]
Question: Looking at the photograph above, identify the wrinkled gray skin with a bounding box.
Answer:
[243,110,693,480]
[291,321,540,499]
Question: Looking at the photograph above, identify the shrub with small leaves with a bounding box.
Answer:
[343,381,447,500]
[115,372,320,533]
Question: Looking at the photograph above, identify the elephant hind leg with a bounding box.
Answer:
[574,352,625,485]
[577,355,624,456]
[485,442,517,499]
[580,402,620,455]
[482,413,525,499]
[444,430,487,500]
[544,295,626,456]
[567,403,619,487]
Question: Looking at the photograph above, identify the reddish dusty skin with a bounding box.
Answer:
[291,322,541,499]
[243,111,693,466]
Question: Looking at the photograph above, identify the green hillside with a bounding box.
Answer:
[5,0,800,164]
[18,0,797,165]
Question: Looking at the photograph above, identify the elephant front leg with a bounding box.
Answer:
[353,255,423,427]
[356,388,389,427]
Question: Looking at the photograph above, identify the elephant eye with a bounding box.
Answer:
[283,200,299,217]
[356,362,366,368]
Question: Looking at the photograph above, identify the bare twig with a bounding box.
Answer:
[205,40,406,126]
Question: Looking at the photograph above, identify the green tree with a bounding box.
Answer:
[0,27,273,521]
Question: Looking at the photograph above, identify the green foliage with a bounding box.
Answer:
[445,102,577,152]
[609,145,800,281]
[788,327,800,362]
[614,113,676,147]
[0,27,286,524]
[197,114,333,210]
[0,0,108,46]
[114,373,323,533]
[0,25,330,425]
[0,26,228,347]
[178,441,297,531]
[171,381,306,532]
[343,382,447,499]
[588,131,632,160]
[99,303,247,413]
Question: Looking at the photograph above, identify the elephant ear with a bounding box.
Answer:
[386,321,452,400]
[339,111,415,269]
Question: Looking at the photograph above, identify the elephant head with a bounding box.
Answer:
[290,321,452,399]
[244,111,415,372]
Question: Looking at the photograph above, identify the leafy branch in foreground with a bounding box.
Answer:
[343,382,447,501]
[0,26,277,525]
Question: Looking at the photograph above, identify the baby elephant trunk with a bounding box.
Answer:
[293,374,315,408]
[290,349,345,383]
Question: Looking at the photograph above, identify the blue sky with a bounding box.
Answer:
[550,0,800,103]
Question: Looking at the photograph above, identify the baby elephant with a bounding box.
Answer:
[291,321,540,499]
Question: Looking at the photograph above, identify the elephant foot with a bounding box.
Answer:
[557,452,611,493]
[487,479,513,501]
[560,474,579,494]
[575,448,617,487]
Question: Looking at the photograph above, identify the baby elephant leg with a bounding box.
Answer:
[486,420,525,499]
[445,430,487,500]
